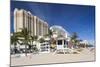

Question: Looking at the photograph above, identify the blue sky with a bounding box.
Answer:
[11,1,95,45]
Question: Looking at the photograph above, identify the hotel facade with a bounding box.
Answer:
[14,8,48,37]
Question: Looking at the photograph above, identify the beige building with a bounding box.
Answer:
[14,8,48,37]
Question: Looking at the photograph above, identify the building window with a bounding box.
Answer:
[58,40,62,45]
[64,40,67,44]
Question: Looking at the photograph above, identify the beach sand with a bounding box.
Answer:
[11,48,95,66]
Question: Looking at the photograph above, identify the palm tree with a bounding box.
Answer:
[31,35,38,45]
[30,36,39,53]
[48,29,53,37]
[11,32,20,54]
[30,36,34,45]
[50,38,56,49]
[39,38,45,43]
[33,36,38,41]
[70,32,78,48]
[77,39,83,48]
[48,29,55,48]
[30,36,38,50]
[19,28,30,56]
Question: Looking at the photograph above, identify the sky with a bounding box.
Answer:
[11,1,95,45]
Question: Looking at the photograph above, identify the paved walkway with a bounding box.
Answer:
[11,48,95,66]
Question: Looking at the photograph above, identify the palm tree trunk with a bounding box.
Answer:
[14,43,17,54]
[31,41,33,52]
[25,41,27,56]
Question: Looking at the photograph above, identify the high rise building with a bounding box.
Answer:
[14,8,48,37]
